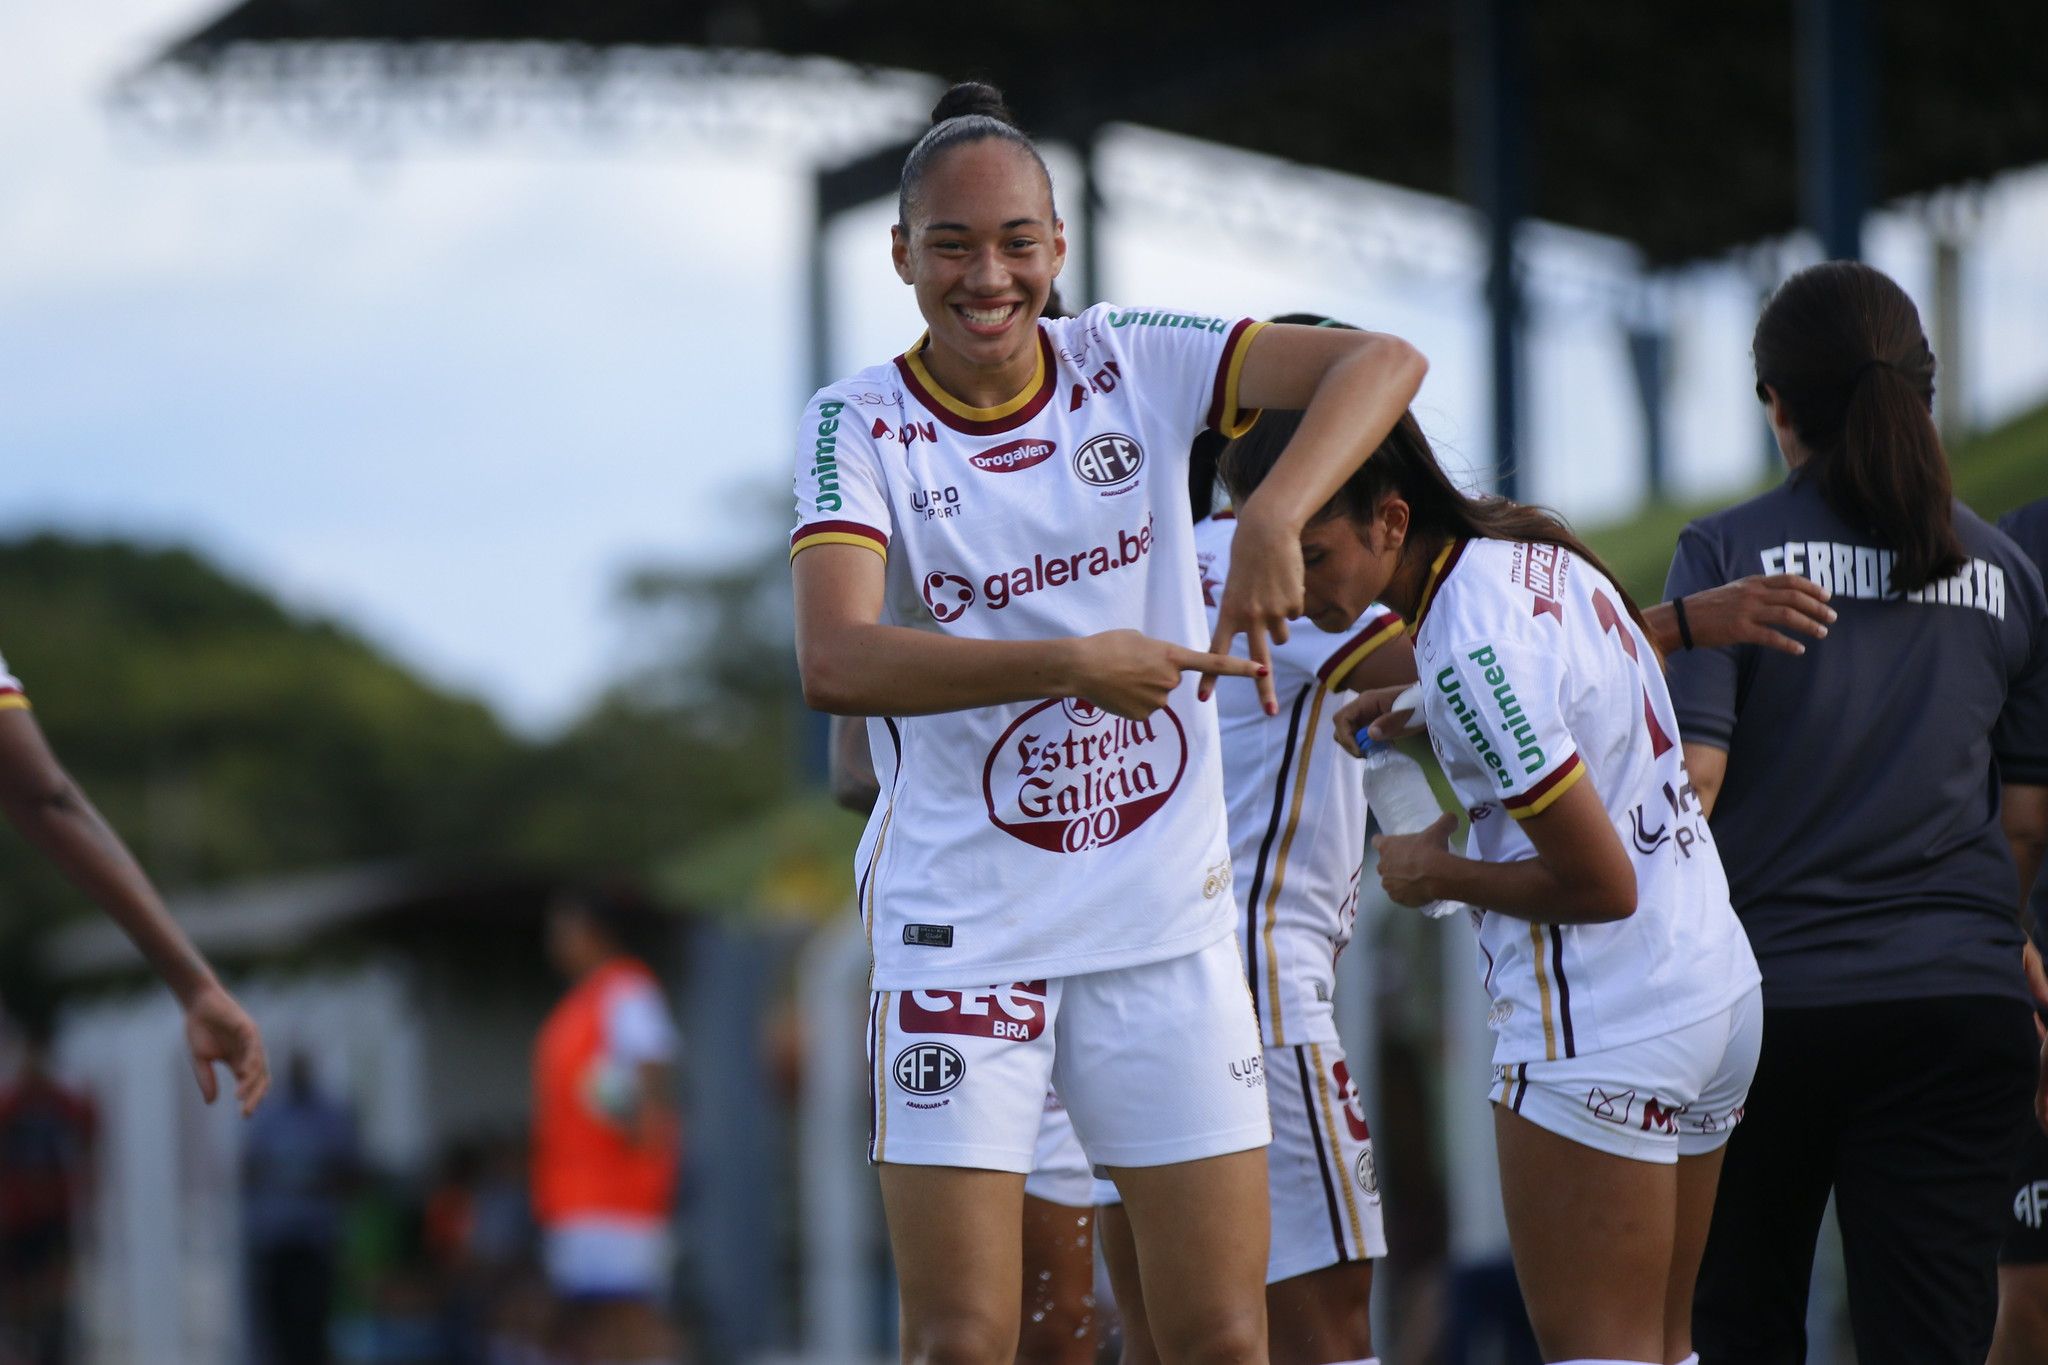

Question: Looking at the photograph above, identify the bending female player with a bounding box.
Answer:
[790,81,1426,1365]
[1218,412,1761,1365]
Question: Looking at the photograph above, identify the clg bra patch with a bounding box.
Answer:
[903,923,954,948]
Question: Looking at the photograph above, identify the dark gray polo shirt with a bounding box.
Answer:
[1664,472,2048,1007]
[1999,496,2048,954]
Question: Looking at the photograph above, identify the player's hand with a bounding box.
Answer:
[1335,684,1424,756]
[1679,574,1836,655]
[183,982,270,1117]
[1072,629,1262,721]
[1202,507,1302,716]
[1373,812,1458,907]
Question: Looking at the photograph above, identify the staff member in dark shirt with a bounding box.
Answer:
[1991,494,2048,1365]
[1663,261,2048,1365]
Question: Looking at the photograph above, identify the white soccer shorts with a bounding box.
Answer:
[1093,1039,1386,1284]
[542,1216,672,1300]
[1488,983,1764,1164]
[1024,1090,1095,1208]
[867,934,1271,1172]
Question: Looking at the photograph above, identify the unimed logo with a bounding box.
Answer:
[892,1042,965,1096]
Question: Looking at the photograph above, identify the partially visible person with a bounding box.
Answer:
[0,1021,96,1365]
[1099,484,1412,1365]
[1665,262,2048,1365]
[243,1052,360,1365]
[827,716,1101,1365]
[0,647,267,1112]
[1990,493,2048,1365]
[532,891,684,1365]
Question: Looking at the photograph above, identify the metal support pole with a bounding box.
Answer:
[1797,0,1871,261]
[1460,0,1527,499]
[1076,134,1104,310]
[1627,324,1670,502]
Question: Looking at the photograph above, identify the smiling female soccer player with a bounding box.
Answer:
[790,81,1426,1365]
[1221,412,1760,1365]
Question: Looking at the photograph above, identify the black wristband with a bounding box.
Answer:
[1672,594,1696,650]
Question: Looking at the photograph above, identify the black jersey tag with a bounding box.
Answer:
[902,924,954,948]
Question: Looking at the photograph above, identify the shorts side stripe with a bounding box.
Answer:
[1294,1045,1349,1262]
[1512,1063,1529,1114]
[1310,1042,1368,1257]
[871,991,890,1163]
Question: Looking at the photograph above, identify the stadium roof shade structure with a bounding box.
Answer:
[121,0,2048,498]
[126,0,2048,268]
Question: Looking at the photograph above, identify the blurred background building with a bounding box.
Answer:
[0,1,2043,1361]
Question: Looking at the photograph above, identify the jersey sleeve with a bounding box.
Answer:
[790,387,892,562]
[1090,304,1267,439]
[1296,605,1405,692]
[1429,633,1584,820]
[603,978,680,1067]
[0,648,26,710]
[1993,556,2048,786]
[1661,522,1739,749]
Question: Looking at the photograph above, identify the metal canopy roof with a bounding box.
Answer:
[136,0,2048,265]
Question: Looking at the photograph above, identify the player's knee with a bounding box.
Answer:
[1016,1305,1096,1365]
[903,1307,1017,1365]
[1151,1303,1263,1365]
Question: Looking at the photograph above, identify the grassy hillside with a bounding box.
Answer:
[1583,400,2048,603]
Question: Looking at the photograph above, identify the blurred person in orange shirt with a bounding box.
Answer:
[0,1020,95,1365]
[532,891,683,1365]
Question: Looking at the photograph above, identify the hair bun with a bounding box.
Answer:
[931,81,1013,127]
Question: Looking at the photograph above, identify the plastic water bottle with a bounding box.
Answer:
[1362,737,1469,922]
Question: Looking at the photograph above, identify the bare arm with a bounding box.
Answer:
[1683,742,1729,820]
[829,715,882,813]
[1374,774,1638,924]
[1643,574,1837,657]
[794,544,1258,720]
[1205,325,1429,712]
[0,709,268,1113]
[2005,783,2048,922]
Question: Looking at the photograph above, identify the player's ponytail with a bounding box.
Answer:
[897,80,1055,227]
[1220,317,1656,642]
[1753,261,1964,594]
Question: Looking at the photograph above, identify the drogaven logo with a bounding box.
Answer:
[982,698,1187,853]
[969,438,1057,474]
[892,1042,965,1095]
[1074,433,1143,489]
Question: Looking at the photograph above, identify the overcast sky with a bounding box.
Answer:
[4,2,2044,732]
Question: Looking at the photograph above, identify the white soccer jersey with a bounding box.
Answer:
[792,303,1267,990]
[1410,538,1760,1065]
[1195,513,1404,1046]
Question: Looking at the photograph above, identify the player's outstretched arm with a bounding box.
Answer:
[1204,324,1427,714]
[795,544,1259,721]
[0,708,268,1115]
[1644,574,1836,657]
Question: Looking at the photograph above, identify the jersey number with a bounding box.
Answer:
[1592,588,1674,758]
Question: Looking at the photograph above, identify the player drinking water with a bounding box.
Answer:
[790,81,1427,1364]
[1218,408,1761,1365]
